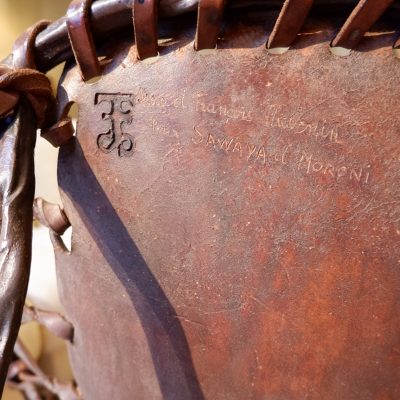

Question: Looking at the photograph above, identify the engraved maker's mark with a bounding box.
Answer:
[95,93,135,157]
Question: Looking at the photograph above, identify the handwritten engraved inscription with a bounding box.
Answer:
[297,152,371,184]
[151,118,179,139]
[94,91,373,186]
[95,93,135,157]
[192,126,371,186]
[135,88,371,144]
[264,105,342,144]
[195,100,253,123]
[95,89,372,147]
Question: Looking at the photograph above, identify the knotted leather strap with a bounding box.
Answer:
[195,0,226,50]
[67,0,101,80]
[133,0,159,60]
[0,67,53,128]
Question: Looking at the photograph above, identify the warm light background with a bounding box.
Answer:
[1,1,74,399]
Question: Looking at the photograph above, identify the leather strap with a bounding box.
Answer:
[394,36,400,50]
[195,0,226,50]
[33,198,71,236]
[0,67,53,128]
[133,0,159,60]
[12,21,51,69]
[331,0,394,49]
[0,21,56,396]
[267,0,314,50]
[23,305,73,342]
[5,21,55,128]
[41,118,75,147]
[0,103,36,393]
[67,0,101,81]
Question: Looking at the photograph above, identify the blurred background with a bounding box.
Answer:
[1,1,75,398]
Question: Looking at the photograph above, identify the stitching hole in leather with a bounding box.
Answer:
[267,47,289,55]
[392,46,400,59]
[329,42,352,57]
[84,56,110,83]
[85,74,102,84]
[196,45,218,55]
[67,102,78,130]
[141,52,160,64]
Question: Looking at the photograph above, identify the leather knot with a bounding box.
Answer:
[0,66,54,128]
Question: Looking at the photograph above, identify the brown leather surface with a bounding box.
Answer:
[67,0,101,80]
[331,0,394,49]
[195,0,226,50]
[54,14,400,399]
[267,0,314,49]
[133,0,159,60]
[1,0,400,398]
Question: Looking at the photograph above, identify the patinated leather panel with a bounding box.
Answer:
[55,17,400,400]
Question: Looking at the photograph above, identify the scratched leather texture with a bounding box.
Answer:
[55,16,400,400]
